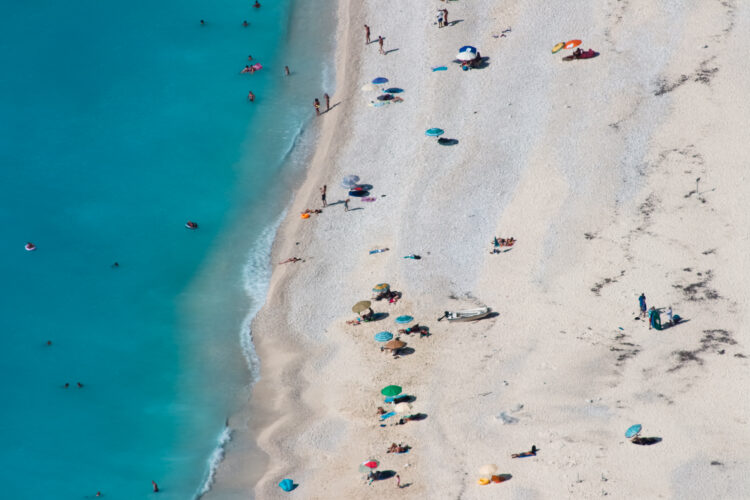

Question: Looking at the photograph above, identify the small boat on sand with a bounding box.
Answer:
[439,306,491,322]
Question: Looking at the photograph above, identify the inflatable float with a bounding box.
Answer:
[552,42,564,54]
[25,242,36,251]
[185,221,198,229]
[300,213,310,219]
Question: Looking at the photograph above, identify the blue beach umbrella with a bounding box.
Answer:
[425,128,444,137]
[625,424,642,438]
[395,315,413,324]
[372,77,389,84]
[384,87,403,93]
[278,478,296,492]
[458,45,477,53]
[374,331,394,342]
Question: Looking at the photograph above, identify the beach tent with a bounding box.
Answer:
[278,479,295,492]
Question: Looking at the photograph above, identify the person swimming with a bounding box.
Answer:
[253,1,261,7]
[186,221,198,229]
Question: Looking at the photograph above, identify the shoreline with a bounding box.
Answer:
[213,0,750,498]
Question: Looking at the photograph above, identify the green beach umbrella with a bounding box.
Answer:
[381,385,402,397]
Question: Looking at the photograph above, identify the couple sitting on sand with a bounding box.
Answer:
[374,289,401,303]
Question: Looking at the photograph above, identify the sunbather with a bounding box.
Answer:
[511,444,538,458]
[278,257,301,264]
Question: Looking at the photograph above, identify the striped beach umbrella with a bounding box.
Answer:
[373,283,390,292]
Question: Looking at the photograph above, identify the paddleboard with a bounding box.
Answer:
[552,42,564,54]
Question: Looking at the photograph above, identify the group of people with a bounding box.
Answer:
[638,293,678,330]
[314,93,331,116]
[364,24,386,55]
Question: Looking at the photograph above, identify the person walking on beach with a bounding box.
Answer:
[378,35,385,55]
[320,185,327,207]
[442,9,449,25]
[437,11,444,28]
[364,24,371,44]
[638,293,647,318]
[314,98,321,116]
[247,91,255,102]
[396,474,401,488]
[324,93,330,111]
[344,198,350,212]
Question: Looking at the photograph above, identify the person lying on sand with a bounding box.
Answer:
[302,208,322,214]
[279,257,302,264]
[387,442,410,453]
[376,407,386,416]
[346,318,361,326]
[511,445,538,458]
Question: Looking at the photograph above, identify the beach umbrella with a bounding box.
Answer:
[552,42,565,54]
[425,128,444,137]
[384,339,406,350]
[372,77,389,84]
[363,460,379,469]
[352,300,372,314]
[625,424,642,438]
[361,83,377,92]
[381,385,402,397]
[373,283,390,292]
[374,331,394,342]
[456,51,478,61]
[394,402,412,413]
[459,45,477,53]
[278,479,295,492]
[384,87,403,94]
[564,39,582,50]
[377,94,394,101]
[479,464,499,476]
[341,174,360,188]
[395,315,413,324]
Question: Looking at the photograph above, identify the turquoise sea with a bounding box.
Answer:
[0,0,333,497]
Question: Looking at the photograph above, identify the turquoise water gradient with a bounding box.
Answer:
[0,0,333,497]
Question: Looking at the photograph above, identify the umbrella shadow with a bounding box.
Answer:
[377,470,397,480]
[497,474,513,482]
[372,312,389,321]
[632,436,662,446]
[437,138,459,146]
[491,246,514,254]
[393,395,415,403]
[447,20,464,27]
[347,207,365,211]
[394,347,415,356]
[659,317,689,330]
[356,184,373,190]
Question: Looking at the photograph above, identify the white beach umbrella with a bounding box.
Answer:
[361,83,377,92]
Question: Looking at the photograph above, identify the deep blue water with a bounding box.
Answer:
[0,0,333,497]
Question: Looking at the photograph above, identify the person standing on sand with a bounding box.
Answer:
[344,198,350,211]
[378,35,385,55]
[314,98,320,116]
[324,93,330,111]
[437,11,444,28]
[667,306,674,325]
[396,474,401,488]
[442,9,449,25]
[638,293,647,318]
[320,185,327,207]
[364,24,371,44]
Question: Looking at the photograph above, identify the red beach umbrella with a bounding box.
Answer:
[564,39,582,50]
[363,460,379,469]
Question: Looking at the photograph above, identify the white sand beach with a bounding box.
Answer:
[210,0,750,498]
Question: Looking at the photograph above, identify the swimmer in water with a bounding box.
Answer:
[152,480,159,493]
[241,65,252,74]
[248,54,253,61]
[112,262,119,268]
[77,382,84,388]
[200,20,205,26]
[285,65,290,76]
[248,91,255,102]
[253,1,261,7]
[243,20,249,27]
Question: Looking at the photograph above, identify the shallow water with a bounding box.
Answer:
[0,0,333,497]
